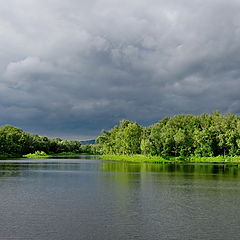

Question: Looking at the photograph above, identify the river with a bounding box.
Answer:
[0,155,240,239]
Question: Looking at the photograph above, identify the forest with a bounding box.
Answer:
[0,125,98,156]
[97,112,240,157]
[2,112,240,159]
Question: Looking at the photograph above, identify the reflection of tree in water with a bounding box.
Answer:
[0,163,24,177]
[0,161,88,178]
[101,162,170,173]
[0,162,49,177]
[100,162,240,179]
[99,162,146,236]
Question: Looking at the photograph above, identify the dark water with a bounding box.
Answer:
[0,156,240,240]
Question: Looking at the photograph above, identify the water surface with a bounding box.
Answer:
[0,156,240,240]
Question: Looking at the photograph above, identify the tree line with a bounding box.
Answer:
[96,112,240,157]
[0,125,98,155]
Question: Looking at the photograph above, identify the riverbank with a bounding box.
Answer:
[100,154,173,163]
[4,152,240,163]
[0,153,23,159]
[100,154,240,163]
[23,152,87,158]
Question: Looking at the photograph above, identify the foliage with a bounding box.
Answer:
[100,154,240,163]
[100,154,173,163]
[23,151,50,158]
[96,120,142,155]
[97,112,240,157]
[0,125,85,156]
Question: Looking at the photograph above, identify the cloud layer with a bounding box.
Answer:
[1,0,240,139]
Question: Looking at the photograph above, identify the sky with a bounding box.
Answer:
[0,0,240,140]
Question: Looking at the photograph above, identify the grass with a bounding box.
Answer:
[100,154,240,163]
[187,155,240,163]
[100,154,180,163]
[23,151,51,158]
[23,151,85,158]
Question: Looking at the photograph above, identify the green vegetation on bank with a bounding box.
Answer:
[23,151,95,158]
[100,154,175,163]
[97,112,240,162]
[100,154,240,163]
[23,151,51,158]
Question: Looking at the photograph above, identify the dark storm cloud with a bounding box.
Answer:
[0,0,240,139]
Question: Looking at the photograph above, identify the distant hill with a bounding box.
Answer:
[80,139,96,145]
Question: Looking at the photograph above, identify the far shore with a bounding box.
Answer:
[2,152,240,164]
[0,152,92,159]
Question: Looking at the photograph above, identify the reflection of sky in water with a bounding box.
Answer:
[0,158,240,239]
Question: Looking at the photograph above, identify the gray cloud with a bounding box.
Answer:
[0,0,240,139]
